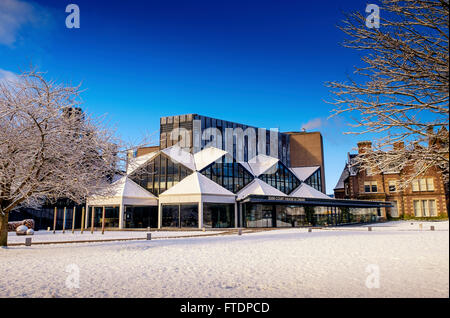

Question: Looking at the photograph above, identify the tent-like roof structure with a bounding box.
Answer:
[193,147,228,171]
[161,145,196,171]
[290,166,320,181]
[87,176,158,206]
[246,154,279,176]
[237,178,286,200]
[159,171,235,197]
[126,151,159,174]
[290,183,331,200]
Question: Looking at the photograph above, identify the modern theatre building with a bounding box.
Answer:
[86,114,389,229]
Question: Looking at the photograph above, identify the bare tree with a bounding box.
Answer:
[0,69,122,246]
[327,0,449,187]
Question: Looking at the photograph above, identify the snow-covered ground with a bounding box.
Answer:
[1,220,448,298]
[7,229,228,244]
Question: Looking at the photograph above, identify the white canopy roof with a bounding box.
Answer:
[193,147,228,171]
[87,176,157,206]
[246,154,279,176]
[126,151,159,174]
[161,145,196,171]
[290,166,320,181]
[159,171,235,197]
[237,178,286,200]
[289,183,331,200]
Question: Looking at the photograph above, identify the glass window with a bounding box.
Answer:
[419,179,427,191]
[162,205,179,227]
[129,153,193,196]
[388,180,396,192]
[412,180,420,192]
[203,203,235,228]
[426,178,434,191]
[413,200,421,217]
[429,200,437,216]
[364,182,371,193]
[180,204,198,227]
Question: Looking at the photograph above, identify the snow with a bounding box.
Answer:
[1,221,448,298]
[6,229,226,244]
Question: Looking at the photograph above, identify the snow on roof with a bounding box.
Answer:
[88,176,157,205]
[290,166,320,181]
[290,183,331,199]
[237,178,286,200]
[238,161,255,176]
[334,166,349,190]
[246,154,279,176]
[159,171,235,197]
[126,151,159,174]
[193,147,228,171]
[161,145,196,171]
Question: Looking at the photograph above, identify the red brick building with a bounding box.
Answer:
[334,141,448,219]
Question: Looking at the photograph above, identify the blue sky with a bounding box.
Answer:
[0,0,379,194]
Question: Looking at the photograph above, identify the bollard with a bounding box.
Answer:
[308,228,312,233]
[202,227,206,232]
[419,224,423,230]
[146,233,152,240]
[238,228,242,235]
[25,237,32,246]
[47,227,51,231]
[430,226,435,231]
[368,226,372,232]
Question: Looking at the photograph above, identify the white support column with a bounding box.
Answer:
[118,203,124,229]
[198,201,204,229]
[85,204,90,229]
[157,202,162,229]
[234,202,238,228]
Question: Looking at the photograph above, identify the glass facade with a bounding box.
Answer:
[125,206,158,228]
[90,207,120,228]
[160,114,291,166]
[304,168,322,192]
[203,203,235,228]
[129,153,192,196]
[243,203,378,228]
[200,156,254,193]
[259,162,301,194]
[162,204,198,228]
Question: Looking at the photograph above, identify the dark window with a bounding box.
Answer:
[200,156,254,193]
[129,153,193,196]
[259,162,301,194]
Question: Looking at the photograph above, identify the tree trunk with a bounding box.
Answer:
[0,212,9,247]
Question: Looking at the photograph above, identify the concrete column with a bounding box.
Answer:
[85,204,90,229]
[198,201,204,229]
[158,202,162,229]
[234,202,238,228]
[118,203,124,229]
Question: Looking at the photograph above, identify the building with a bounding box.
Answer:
[334,141,448,219]
[87,114,389,229]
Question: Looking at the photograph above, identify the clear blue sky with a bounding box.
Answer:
[0,0,380,194]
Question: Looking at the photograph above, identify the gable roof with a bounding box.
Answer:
[290,183,331,199]
[88,176,157,206]
[237,178,286,200]
[159,171,236,197]
[334,166,349,190]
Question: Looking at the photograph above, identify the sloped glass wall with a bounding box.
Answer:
[200,156,254,193]
[129,153,192,196]
[258,162,301,194]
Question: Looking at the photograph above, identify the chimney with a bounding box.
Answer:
[393,141,404,151]
[357,141,372,154]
